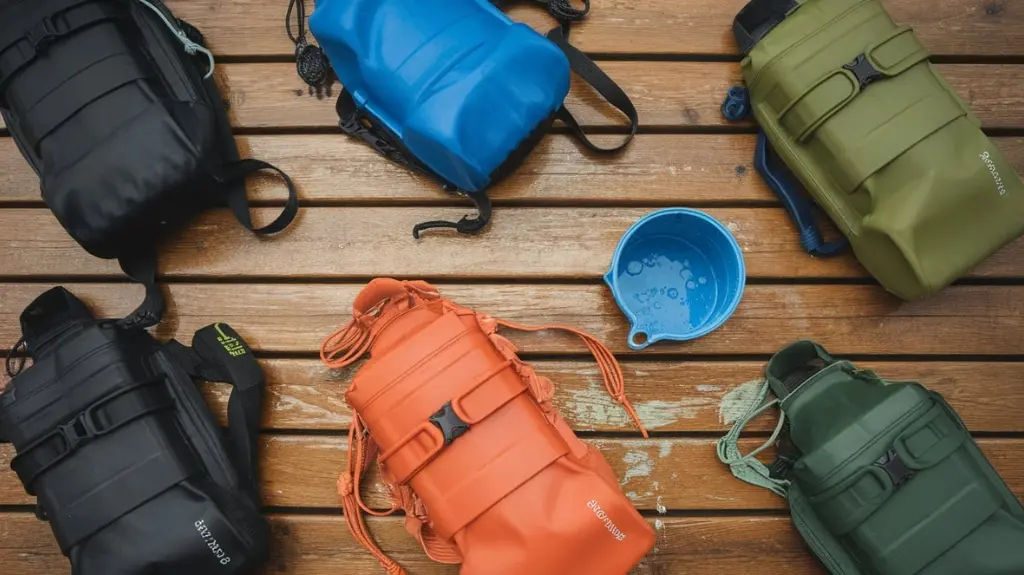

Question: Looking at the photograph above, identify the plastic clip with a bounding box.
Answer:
[429,402,471,446]
[876,448,915,489]
[843,54,884,89]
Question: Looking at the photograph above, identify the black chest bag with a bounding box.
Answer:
[1,287,269,575]
[0,0,299,328]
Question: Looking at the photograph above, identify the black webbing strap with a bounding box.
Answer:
[545,27,638,154]
[167,323,264,507]
[733,0,800,55]
[117,245,164,331]
[204,52,299,237]
[10,379,176,495]
[0,0,123,97]
[216,159,300,236]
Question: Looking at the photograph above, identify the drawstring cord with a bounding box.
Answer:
[286,0,333,91]
[135,0,215,79]
[338,418,407,575]
[494,319,648,437]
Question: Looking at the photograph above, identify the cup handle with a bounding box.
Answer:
[627,326,650,351]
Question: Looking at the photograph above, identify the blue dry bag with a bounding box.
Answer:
[307,0,638,237]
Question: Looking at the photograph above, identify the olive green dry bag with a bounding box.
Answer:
[718,341,1024,574]
[733,0,1024,300]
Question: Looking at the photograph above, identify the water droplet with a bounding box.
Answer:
[686,281,696,289]
[627,261,643,276]
[667,288,679,299]
[698,277,707,285]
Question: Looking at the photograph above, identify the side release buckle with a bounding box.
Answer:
[875,448,915,489]
[843,54,884,89]
[26,18,59,52]
[429,402,471,446]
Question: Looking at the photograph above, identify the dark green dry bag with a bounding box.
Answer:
[733,0,1024,300]
[718,341,1024,574]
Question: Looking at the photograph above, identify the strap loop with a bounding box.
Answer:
[546,27,639,154]
[716,378,791,497]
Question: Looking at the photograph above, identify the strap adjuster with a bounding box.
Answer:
[429,402,471,446]
[843,54,884,89]
[26,18,60,52]
[875,448,915,489]
[56,411,100,453]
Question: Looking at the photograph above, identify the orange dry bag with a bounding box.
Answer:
[321,279,656,575]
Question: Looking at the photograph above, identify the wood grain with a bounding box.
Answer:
[2,283,1023,356]
[5,62,1021,131]
[2,436,1022,511]
[3,207,1024,280]
[217,62,1024,130]
[159,0,1024,57]
[4,134,1023,206]
[8,359,1018,433]
[0,512,826,575]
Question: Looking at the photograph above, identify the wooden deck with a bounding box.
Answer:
[2,1,1024,573]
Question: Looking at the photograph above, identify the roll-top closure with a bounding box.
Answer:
[778,26,929,143]
[809,396,968,535]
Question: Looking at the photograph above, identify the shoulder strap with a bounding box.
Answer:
[716,378,791,497]
[117,246,165,330]
[489,2,638,153]
[545,28,638,154]
[168,323,265,507]
[199,39,299,237]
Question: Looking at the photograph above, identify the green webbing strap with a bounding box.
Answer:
[716,378,791,498]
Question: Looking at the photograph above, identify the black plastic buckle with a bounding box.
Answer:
[57,414,97,453]
[843,54,884,89]
[26,18,59,51]
[875,448,915,489]
[769,431,800,480]
[429,402,471,446]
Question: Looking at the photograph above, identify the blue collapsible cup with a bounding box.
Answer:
[605,209,746,350]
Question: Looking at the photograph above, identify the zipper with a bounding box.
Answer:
[749,0,874,93]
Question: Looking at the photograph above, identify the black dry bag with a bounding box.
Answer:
[0,0,300,327]
[1,287,269,575]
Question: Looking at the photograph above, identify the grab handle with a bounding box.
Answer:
[754,132,847,258]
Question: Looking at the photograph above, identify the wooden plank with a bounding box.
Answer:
[10,359,1019,433]
[5,135,1023,206]
[3,207,1024,280]
[0,512,826,575]
[221,62,1024,130]
[4,62,1024,132]
[2,436,1021,511]
[162,0,1024,57]
[2,283,1023,356]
